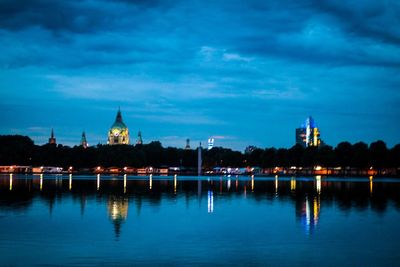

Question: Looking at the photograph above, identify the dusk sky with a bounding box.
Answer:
[0,0,399,150]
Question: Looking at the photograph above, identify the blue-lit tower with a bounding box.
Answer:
[296,116,321,147]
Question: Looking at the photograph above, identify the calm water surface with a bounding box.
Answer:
[0,174,400,266]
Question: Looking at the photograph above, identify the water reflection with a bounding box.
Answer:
[296,196,321,235]
[107,195,128,238]
[316,175,321,194]
[123,174,127,193]
[370,176,374,195]
[69,174,72,190]
[9,174,12,191]
[290,176,296,191]
[149,174,152,190]
[1,175,400,239]
[174,174,177,194]
[40,174,43,191]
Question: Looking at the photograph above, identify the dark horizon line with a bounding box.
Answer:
[1,134,398,151]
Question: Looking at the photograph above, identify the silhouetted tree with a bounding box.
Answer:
[335,142,353,168]
[316,145,335,167]
[351,142,369,169]
[287,144,304,167]
[369,141,389,173]
[276,148,288,167]
[1,135,399,174]
[302,146,318,167]
[262,148,277,168]
[0,135,34,165]
[390,145,400,168]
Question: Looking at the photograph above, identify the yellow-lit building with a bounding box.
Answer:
[107,109,130,145]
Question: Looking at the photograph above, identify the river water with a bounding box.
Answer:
[0,174,399,266]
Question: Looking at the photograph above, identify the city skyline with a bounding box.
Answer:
[1,0,399,150]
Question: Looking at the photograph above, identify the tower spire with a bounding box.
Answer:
[116,108,123,123]
[136,131,143,145]
[49,128,56,145]
[81,131,88,148]
[185,138,191,149]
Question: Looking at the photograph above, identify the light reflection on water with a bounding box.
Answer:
[0,174,400,266]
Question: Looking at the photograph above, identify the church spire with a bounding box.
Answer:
[185,138,191,149]
[81,131,88,148]
[136,131,143,145]
[49,128,56,145]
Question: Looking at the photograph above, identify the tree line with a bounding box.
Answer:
[0,135,399,170]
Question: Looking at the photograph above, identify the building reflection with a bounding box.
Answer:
[80,195,86,217]
[296,196,321,235]
[107,195,129,239]
[207,190,213,213]
[290,177,296,191]
[315,175,321,194]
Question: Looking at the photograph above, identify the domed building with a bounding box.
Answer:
[107,109,130,145]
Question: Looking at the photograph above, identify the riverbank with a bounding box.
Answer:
[1,165,399,177]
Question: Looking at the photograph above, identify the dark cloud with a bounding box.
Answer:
[0,0,103,33]
[215,0,400,68]
[235,34,400,68]
[0,0,173,34]
[311,0,400,45]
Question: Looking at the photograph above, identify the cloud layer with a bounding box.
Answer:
[0,0,399,149]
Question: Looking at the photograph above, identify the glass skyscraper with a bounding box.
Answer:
[296,116,321,147]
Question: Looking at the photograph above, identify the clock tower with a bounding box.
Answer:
[107,108,130,145]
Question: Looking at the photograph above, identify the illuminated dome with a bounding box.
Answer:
[107,109,130,145]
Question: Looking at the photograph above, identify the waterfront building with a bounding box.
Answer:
[48,128,56,145]
[80,131,88,148]
[296,116,321,147]
[185,138,191,150]
[107,109,130,145]
[136,131,143,145]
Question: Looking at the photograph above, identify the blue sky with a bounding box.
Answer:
[0,0,399,150]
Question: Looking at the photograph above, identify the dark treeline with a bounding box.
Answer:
[0,135,399,170]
